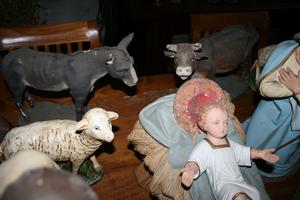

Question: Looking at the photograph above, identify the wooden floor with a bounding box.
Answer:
[0,73,299,200]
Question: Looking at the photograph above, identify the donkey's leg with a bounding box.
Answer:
[70,89,89,121]
[12,86,28,119]
[3,62,29,119]
[24,90,35,107]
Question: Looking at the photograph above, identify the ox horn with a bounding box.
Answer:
[166,44,177,52]
[192,43,202,51]
[106,54,116,65]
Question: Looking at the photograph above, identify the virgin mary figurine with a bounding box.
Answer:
[244,40,300,178]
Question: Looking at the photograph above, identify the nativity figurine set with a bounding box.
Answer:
[0,23,300,200]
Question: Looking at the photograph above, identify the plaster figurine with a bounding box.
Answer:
[0,150,60,197]
[2,33,137,120]
[0,107,118,174]
[244,40,300,178]
[251,44,276,81]
[164,24,259,79]
[1,168,99,200]
[181,103,279,200]
[128,78,272,200]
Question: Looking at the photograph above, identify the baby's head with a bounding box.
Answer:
[197,103,228,136]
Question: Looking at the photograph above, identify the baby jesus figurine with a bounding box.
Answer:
[181,103,280,200]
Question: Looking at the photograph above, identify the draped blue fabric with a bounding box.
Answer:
[257,40,299,84]
[139,94,270,200]
[244,40,300,178]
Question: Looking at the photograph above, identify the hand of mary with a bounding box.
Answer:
[278,67,300,94]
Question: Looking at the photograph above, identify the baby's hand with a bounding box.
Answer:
[181,163,199,187]
[260,148,280,164]
[278,67,300,94]
[181,167,195,187]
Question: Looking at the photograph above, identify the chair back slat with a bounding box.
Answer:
[0,20,100,55]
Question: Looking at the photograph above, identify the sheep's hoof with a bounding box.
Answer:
[57,159,104,185]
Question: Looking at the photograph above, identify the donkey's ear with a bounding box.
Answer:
[117,33,134,50]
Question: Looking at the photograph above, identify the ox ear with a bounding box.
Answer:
[106,53,115,65]
[108,111,119,121]
[76,118,89,131]
[117,33,134,50]
[195,52,208,60]
[164,51,175,58]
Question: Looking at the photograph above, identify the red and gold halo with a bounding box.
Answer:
[173,78,226,134]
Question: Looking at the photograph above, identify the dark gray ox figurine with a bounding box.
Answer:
[2,33,138,120]
[164,24,259,79]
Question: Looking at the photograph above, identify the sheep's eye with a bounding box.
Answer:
[94,126,101,131]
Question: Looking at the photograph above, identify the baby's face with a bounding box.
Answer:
[203,107,228,139]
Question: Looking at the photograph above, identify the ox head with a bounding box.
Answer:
[105,33,138,87]
[164,43,207,80]
[75,108,119,142]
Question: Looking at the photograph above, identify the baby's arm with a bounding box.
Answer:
[278,67,300,98]
[181,162,199,187]
[250,148,280,163]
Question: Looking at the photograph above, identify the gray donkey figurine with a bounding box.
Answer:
[2,33,138,120]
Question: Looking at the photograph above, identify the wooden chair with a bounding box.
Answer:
[0,20,100,54]
[191,11,269,48]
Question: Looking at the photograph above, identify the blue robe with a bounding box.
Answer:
[244,40,300,178]
[140,94,270,200]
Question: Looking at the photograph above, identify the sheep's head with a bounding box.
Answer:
[75,108,119,142]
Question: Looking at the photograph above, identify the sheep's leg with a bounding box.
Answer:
[90,155,102,172]
[72,160,84,174]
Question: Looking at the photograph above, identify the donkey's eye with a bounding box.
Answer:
[118,69,128,75]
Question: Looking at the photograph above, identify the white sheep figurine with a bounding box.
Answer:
[0,107,119,174]
[0,150,60,197]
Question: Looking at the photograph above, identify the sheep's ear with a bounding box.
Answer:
[76,118,89,131]
[108,111,119,121]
